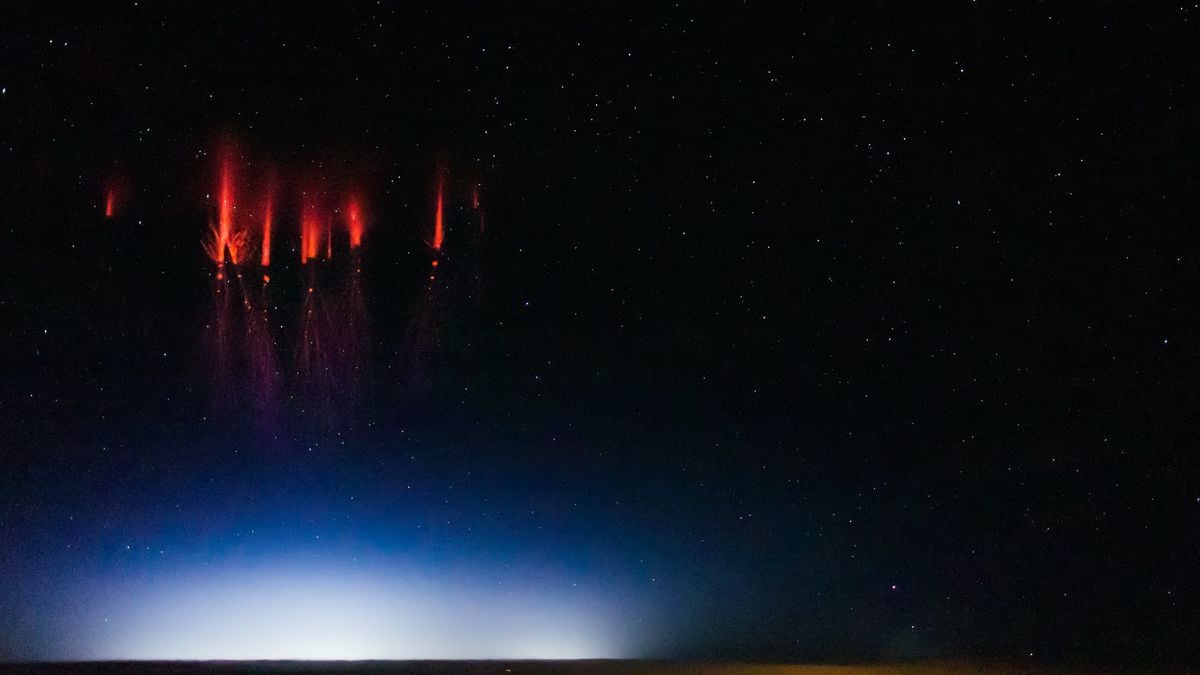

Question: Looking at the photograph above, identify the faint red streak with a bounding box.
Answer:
[347,195,364,249]
[301,200,321,264]
[432,175,444,251]
[261,180,274,267]
[217,151,235,263]
[202,147,251,265]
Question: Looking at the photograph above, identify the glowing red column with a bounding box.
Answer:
[260,194,273,267]
[433,176,444,251]
[347,197,364,249]
[301,201,321,264]
[217,153,235,264]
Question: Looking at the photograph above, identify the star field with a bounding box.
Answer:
[1,2,1198,666]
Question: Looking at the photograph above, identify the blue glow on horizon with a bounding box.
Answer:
[64,561,639,660]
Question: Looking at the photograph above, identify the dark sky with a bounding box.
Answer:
[1,1,1197,665]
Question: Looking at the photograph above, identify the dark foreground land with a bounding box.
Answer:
[0,662,1186,675]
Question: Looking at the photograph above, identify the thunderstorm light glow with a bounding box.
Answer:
[73,563,631,661]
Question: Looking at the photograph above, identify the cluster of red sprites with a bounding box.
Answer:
[96,144,477,283]
[101,143,482,288]
[198,146,381,282]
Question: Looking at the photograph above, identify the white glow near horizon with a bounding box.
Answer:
[79,565,629,660]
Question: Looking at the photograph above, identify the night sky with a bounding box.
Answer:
[2,2,1197,666]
